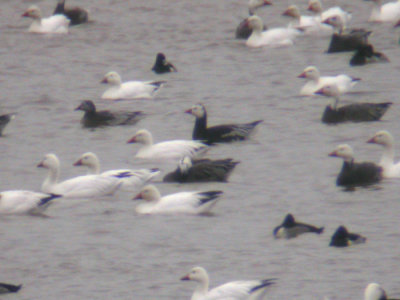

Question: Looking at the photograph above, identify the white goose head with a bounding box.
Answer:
[37,153,60,171]
[248,0,272,15]
[22,5,42,20]
[185,104,206,118]
[246,15,265,32]
[127,129,153,146]
[180,266,209,284]
[298,66,320,81]
[308,0,322,13]
[282,5,301,19]
[329,144,354,162]
[364,283,388,300]
[134,185,161,202]
[367,130,394,148]
[315,84,340,98]
[323,15,344,31]
[101,71,122,86]
[73,152,100,173]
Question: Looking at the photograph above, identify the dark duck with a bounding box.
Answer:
[53,0,88,25]
[315,85,392,124]
[151,53,177,74]
[330,225,366,247]
[163,156,239,183]
[329,144,382,187]
[273,213,324,239]
[185,103,262,144]
[0,113,15,136]
[350,44,389,66]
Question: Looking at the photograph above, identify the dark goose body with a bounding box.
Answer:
[273,213,324,239]
[335,160,382,187]
[53,0,88,25]
[330,225,366,247]
[75,100,143,128]
[350,44,389,66]
[0,283,22,294]
[163,158,239,183]
[0,113,15,136]
[326,30,370,53]
[186,104,262,144]
[322,102,392,124]
[151,53,177,74]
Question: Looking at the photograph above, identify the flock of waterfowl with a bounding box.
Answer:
[1,0,399,298]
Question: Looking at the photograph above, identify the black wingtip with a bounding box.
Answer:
[39,194,62,206]
[249,278,277,293]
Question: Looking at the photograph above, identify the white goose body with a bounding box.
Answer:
[38,154,123,198]
[368,0,400,22]
[101,71,164,100]
[73,152,159,192]
[0,191,60,215]
[283,5,332,34]
[298,66,359,96]
[246,15,300,48]
[22,5,70,34]
[127,129,208,162]
[181,266,276,300]
[134,185,222,215]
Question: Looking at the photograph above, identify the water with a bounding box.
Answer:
[1,0,400,299]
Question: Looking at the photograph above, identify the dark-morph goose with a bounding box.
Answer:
[163,156,239,183]
[273,213,324,239]
[235,0,272,39]
[0,113,15,136]
[329,144,382,187]
[0,283,22,294]
[315,85,392,124]
[185,103,262,144]
[151,53,177,74]
[53,0,88,25]
[350,44,389,66]
[75,100,144,128]
[330,225,366,247]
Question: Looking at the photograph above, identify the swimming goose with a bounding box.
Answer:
[366,0,400,23]
[127,129,208,162]
[367,130,400,178]
[245,15,301,47]
[151,53,177,74]
[329,144,382,187]
[0,113,15,136]
[350,44,389,66]
[282,5,331,34]
[75,100,144,128]
[307,0,352,26]
[181,266,276,300]
[53,0,88,25]
[101,71,165,100]
[315,85,392,124]
[185,103,262,144]
[235,0,272,39]
[0,283,22,294]
[37,154,124,198]
[73,152,160,192]
[329,225,366,247]
[22,5,70,34]
[163,156,239,183]
[298,66,360,96]
[273,213,324,239]
[133,185,222,215]
[364,283,400,300]
[323,16,371,53]
[0,191,60,215]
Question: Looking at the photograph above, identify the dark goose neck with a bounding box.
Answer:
[193,113,207,140]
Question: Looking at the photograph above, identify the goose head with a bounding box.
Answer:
[246,15,265,32]
[308,0,322,13]
[101,71,122,85]
[364,283,388,300]
[127,129,153,145]
[298,66,320,80]
[133,184,161,202]
[75,100,96,113]
[367,130,394,148]
[315,84,340,98]
[180,266,209,284]
[185,103,206,118]
[73,152,99,170]
[178,156,193,173]
[329,144,354,162]
[248,0,272,15]
[282,5,301,19]
[22,5,42,19]
[37,153,60,171]
[322,15,344,31]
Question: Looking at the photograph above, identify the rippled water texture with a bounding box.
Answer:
[1,0,400,299]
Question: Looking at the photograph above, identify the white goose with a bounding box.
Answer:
[298,66,360,96]
[181,266,276,300]
[364,283,397,300]
[101,71,165,100]
[245,15,301,48]
[37,154,123,198]
[127,129,208,162]
[73,152,160,192]
[282,5,332,34]
[0,191,60,215]
[133,185,222,215]
[22,5,70,34]
[366,0,400,23]
[367,130,400,178]
[307,0,352,26]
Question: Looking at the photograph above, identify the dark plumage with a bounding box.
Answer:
[273,213,324,239]
[0,283,22,294]
[249,279,277,293]
[235,0,271,39]
[315,85,392,124]
[185,103,262,144]
[198,191,224,205]
[163,157,239,183]
[151,53,177,74]
[350,44,389,66]
[53,0,88,25]
[0,113,15,136]
[329,144,382,187]
[75,100,144,128]
[330,225,366,247]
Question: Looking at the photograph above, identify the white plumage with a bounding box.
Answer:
[22,5,70,34]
